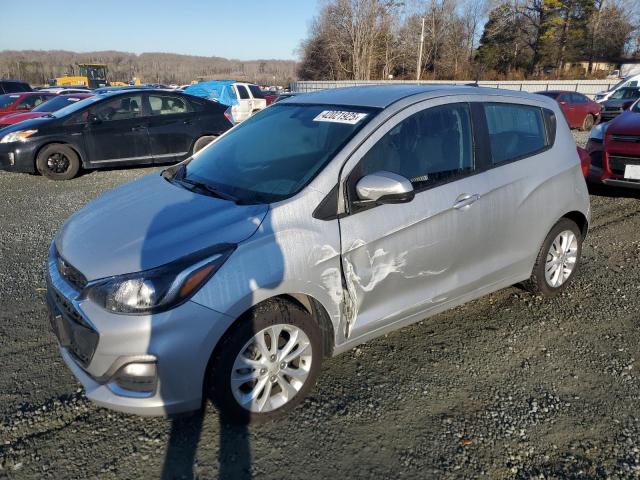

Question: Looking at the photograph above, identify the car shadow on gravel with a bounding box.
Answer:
[587,183,640,199]
[161,410,251,480]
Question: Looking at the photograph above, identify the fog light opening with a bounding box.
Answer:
[113,362,157,394]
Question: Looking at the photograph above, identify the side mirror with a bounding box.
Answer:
[355,171,414,205]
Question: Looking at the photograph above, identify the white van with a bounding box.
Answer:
[594,74,640,103]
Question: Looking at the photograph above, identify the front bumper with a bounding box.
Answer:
[45,243,236,416]
[0,141,38,173]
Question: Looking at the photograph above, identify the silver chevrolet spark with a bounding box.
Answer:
[46,86,591,423]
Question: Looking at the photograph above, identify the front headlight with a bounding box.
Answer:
[0,129,38,143]
[589,122,607,141]
[83,244,235,314]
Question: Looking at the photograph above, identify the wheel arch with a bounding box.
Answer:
[201,293,335,406]
[34,141,85,168]
[562,210,589,238]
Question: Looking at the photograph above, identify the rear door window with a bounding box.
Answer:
[148,95,191,115]
[90,95,144,121]
[248,85,265,99]
[236,85,250,100]
[483,103,547,165]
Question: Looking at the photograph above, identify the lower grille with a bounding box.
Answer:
[609,155,640,176]
[591,150,603,169]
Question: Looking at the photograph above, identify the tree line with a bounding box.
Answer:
[0,50,298,86]
[298,0,640,81]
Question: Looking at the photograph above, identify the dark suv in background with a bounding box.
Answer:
[0,80,32,94]
[0,89,233,180]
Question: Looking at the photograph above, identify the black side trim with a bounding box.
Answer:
[470,102,492,171]
[313,184,340,221]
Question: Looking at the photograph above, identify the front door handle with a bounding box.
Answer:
[453,193,480,210]
[131,125,145,132]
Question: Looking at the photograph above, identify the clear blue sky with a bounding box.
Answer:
[1,0,319,60]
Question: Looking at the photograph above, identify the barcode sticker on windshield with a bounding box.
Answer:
[314,110,367,124]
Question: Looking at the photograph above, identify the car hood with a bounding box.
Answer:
[0,116,55,134]
[0,111,47,125]
[606,111,640,135]
[55,174,269,281]
[603,98,637,108]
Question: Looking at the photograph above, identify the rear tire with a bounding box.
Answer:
[207,299,322,424]
[524,218,583,297]
[36,144,80,180]
[193,135,217,154]
[581,114,594,131]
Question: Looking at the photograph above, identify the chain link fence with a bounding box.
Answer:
[290,79,618,98]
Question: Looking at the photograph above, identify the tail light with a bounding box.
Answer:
[577,146,591,177]
[224,107,234,125]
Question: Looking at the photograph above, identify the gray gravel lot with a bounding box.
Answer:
[1,132,640,479]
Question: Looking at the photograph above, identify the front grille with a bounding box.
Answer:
[55,250,87,291]
[50,289,98,366]
[611,135,640,143]
[609,155,640,176]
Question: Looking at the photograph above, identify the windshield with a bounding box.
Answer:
[181,104,377,204]
[0,94,19,109]
[611,88,640,100]
[51,96,102,118]
[33,96,88,112]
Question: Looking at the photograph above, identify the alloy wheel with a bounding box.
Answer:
[230,324,312,413]
[46,153,70,174]
[545,230,578,288]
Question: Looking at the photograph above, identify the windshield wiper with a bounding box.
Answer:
[177,177,240,203]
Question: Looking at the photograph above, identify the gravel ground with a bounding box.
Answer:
[1,132,640,479]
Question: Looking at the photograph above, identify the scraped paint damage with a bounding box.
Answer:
[340,239,448,338]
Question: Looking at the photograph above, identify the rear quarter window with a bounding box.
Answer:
[483,103,549,165]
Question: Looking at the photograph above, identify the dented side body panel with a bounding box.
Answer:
[191,188,344,336]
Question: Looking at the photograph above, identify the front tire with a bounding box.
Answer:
[192,135,217,154]
[207,299,322,424]
[581,114,594,131]
[525,218,582,296]
[36,144,80,180]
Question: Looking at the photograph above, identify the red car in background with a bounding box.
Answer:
[0,93,92,128]
[586,99,640,189]
[0,92,56,117]
[536,90,601,130]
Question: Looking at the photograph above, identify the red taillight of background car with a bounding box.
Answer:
[224,107,234,125]
[577,146,591,177]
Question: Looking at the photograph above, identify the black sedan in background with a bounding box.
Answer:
[0,89,232,180]
[600,87,640,121]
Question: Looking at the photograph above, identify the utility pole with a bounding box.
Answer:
[416,17,425,81]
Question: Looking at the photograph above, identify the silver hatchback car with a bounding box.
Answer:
[46,86,590,423]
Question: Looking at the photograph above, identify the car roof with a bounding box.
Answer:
[283,85,543,108]
[0,91,46,97]
[538,90,578,94]
[98,88,174,97]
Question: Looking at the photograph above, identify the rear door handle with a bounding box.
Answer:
[453,193,480,210]
[131,125,145,131]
